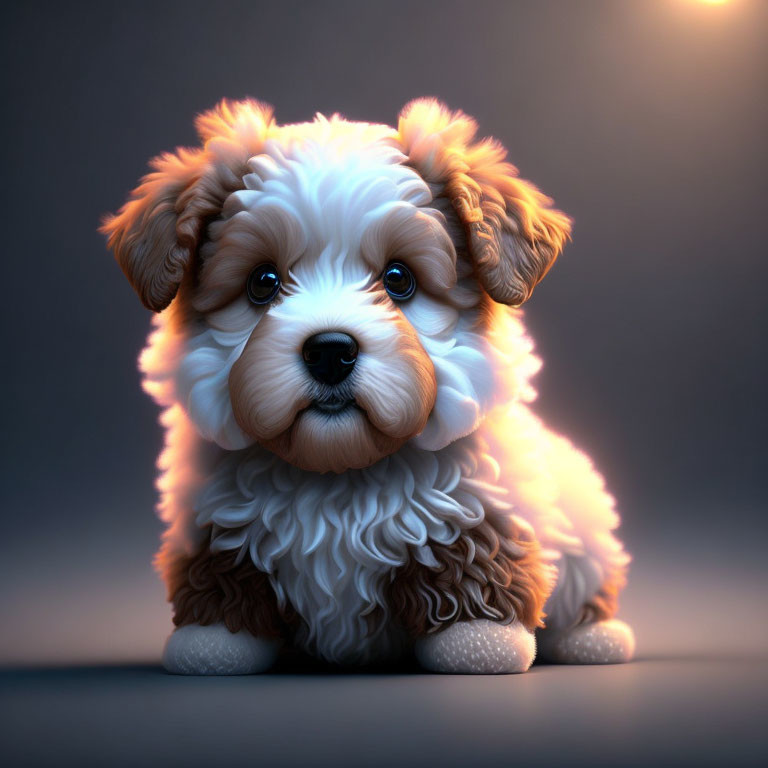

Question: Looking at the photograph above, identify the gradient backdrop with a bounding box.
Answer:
[0,0,765,664]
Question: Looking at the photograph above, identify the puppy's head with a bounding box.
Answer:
[103,99,570,473]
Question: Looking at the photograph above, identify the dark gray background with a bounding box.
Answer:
[0,0,766,664]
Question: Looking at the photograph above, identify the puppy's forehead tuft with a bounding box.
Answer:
[221,116,436,273]
[274,114,399,156]
[248,114,419,191]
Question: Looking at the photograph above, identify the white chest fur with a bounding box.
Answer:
[194,436,507,664]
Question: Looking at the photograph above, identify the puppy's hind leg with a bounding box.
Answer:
[537,619,635,665]
[533,429,635,664]
[536,555,635,664]
[161,546,288,675]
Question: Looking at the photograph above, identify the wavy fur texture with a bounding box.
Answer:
[108,98,630,666]
[194,435,548,663]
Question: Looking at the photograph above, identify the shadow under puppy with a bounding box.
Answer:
[103,98,635,674]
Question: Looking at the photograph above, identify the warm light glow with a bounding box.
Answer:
[696,0,730,5]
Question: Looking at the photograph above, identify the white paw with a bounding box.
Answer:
[162,623,280,675]
[537,619,635,664]
[414,619,536,674]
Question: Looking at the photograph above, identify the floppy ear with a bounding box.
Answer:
[100,148,208,311]
[398,99,572,306]
[102,98,275,312]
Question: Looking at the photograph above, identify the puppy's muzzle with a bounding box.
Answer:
[302,331,359,386]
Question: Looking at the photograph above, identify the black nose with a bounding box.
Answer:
[302,332,359,386]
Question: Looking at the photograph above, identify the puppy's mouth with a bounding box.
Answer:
[310,394,355,414]
[260,389,404,473]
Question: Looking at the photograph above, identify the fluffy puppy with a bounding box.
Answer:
[103,98,634,674]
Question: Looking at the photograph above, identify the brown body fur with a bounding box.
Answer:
[388,515,553,635]
[168,546,296,639]
[169,512,560,646]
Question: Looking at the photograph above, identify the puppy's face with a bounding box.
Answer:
[194,131,459,472]
[104,100,571,473]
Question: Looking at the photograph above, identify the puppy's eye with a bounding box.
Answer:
[382,261,416,300]
[246,263,281,305]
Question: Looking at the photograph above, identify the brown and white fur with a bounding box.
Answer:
[103,98,634,674]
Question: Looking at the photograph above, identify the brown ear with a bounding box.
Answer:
[398,99,572,306]
[102,98,275,312]
[101,148,208,312]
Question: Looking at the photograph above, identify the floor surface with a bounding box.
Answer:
[1,654,766,767]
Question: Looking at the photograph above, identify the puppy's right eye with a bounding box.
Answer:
[382,261,416,301]
[246,263,281,305]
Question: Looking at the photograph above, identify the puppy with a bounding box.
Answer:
[103,98,634,674]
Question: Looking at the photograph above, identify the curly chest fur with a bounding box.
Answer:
[191,436,540,664]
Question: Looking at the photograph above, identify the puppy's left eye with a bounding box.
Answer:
[246,263,281,305]
[383,261,416,300]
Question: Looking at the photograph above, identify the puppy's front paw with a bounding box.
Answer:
[537,619,635,664]
[415,619,536,674]
[162,623,280,675]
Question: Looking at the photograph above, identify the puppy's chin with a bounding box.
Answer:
[261,406,405,473]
